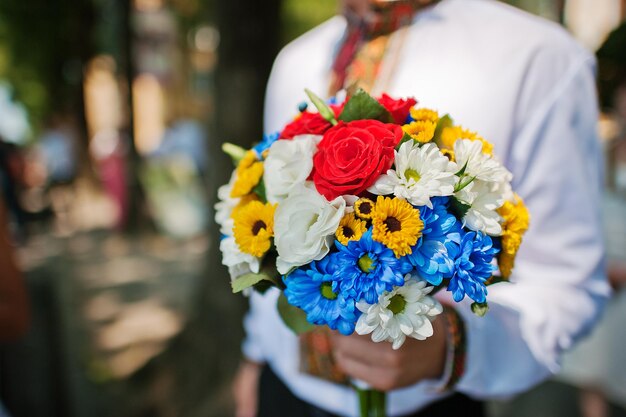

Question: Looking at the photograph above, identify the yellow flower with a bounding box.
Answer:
[233,200,276,257]
[231,150,264,198]
[354,197,375,220]
[497,195,530,278]
[371,196,423,257]
[336,212,367,246]
[410,107,439,123]
[440,126,494,156]
[231,193,260,219]
[402,120,436,143]
[440,148,455,162]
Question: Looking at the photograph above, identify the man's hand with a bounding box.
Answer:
[232,360,262,417]
[608,260,626,290]
[331,316,447,391]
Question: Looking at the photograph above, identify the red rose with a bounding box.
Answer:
[279,104,344,140]
[378,94,417,124]
[312,120,403,200]
[279,111,331,139]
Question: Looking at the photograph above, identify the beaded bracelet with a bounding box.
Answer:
[441,306,467,391]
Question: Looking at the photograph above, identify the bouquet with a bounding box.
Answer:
[216,88,529,417]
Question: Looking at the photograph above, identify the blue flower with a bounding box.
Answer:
[334,229,413,304]
[408,197,459,286]
[283,255,358,335]
[447,230,499,303]
[253,132,280,159]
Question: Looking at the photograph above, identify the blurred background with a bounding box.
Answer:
[0,0,624,416]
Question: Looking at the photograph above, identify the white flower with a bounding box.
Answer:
[355,276,443,350]
[214,171,238,236]
[219,236,261,296]
[263,134,321,203]
[454,139,512,184]
[368,142,457,208]
[455,180,506,236]
[274,184,346,274]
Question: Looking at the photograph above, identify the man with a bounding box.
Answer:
[233,0,609,416]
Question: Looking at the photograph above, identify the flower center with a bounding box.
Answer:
[251,220,267,236]
[387,294,406,315]
[358,254,376,273]
[384,216,402,232]
[359,202,372,215]
[320,282,338,300]
[404,168,421,182]
[342,226,354,238]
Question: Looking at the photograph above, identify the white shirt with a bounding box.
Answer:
[244,1,610,415]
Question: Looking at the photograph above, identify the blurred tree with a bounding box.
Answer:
[117,1,284,415]
[282,0,337,44]
[0,0,95,138]
[501,0,565,21]
[597,21,626,109]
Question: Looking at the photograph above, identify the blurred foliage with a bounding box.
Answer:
[597,21,626,109]
[0,0,216,141]
[281,0,337,45]
[0,0,94,138]
[501,0,563,20]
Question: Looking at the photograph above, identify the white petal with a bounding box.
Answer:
[391,333,406,350]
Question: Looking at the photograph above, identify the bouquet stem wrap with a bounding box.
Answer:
[357,388,387,417]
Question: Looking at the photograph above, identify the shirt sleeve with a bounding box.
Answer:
[454,55,610,397]
[241,291,269,363]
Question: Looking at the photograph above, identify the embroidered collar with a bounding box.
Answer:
[344,0,440,38]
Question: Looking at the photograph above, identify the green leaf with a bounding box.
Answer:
[453,175,476,193]
[454,160,469,177]
[252,178,267,202]
[433,114,454,145]
[471,302,489,317]
[277,292,315,335]
[450,196,471,220]
[260,252,285,290]
[305,88,338,125]
[231,272,271,293]
[222,142,247,166]
[338,88,392,123]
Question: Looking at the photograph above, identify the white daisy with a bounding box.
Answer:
[214,171,238,236]
[454,139,512,184]
[455,180,506,236]
[368,142,458,208]
[355,275,443,350]
[219,236,261,296]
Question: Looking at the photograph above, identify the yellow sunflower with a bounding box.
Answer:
[440,148,456,162]
[354,198,375,220]
[497,195,530,278]
[336,212,367,246]
[402,120,436,143]
[231,150,264,198]
[231,193,260,219]
[440,126,494,156]
[232,200,276,257]
[371,196,423,257]
[410,107,439,123]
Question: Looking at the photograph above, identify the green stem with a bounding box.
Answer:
[357,388,371,417]
[371,390,386,417]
